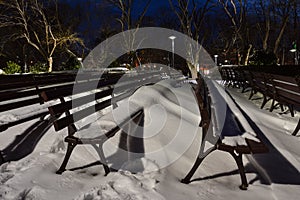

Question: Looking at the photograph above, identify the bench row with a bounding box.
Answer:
[219,67,300,136]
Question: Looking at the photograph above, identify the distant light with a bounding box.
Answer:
[214,55,218,58]
[169,36,176,40]
[290,49,297,52]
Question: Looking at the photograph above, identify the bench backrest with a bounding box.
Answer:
[0,73,79,112]
[250,72,275,96]
[41,71,162,133]
[194,77,225,157]
[195,76,263,157]
[270,74,300,107]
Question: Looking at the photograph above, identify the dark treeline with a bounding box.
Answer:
[0,0,299,72]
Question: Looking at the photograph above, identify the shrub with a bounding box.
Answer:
[29,62,48,73]
[3,61,22,74]
[61,56,81,71]
[249,50,278,66]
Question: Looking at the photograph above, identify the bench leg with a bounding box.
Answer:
[0,151,4,165]
[91,144,110,176]
[269,100,278,112]
[181,147,216,184]
[56,142,76,174]
[181,156,206,184]
[260,96,268,109]
[230,152,248,190]
[280,104,284,112]
[269,100,275,112]
[288,105,294,117]
[292,119,300,136]
[248,90,255,100]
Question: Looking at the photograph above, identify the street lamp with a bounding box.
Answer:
[77,57,83,68]
[214,54,218,66]
[290,48,298,65]
[169,36,176,71]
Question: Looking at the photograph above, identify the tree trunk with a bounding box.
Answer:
[187,62,198,79]
[274,16,289,54]
[281,48,285,65]
[263,19,270,51]
[48,57,53,72]
[244,44,253,65]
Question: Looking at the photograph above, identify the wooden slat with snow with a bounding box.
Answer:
[181,76,268,190]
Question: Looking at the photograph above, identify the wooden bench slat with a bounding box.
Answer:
[245,138,269,154]
[48,88,114,116]
[275,88,300,104]
[0,89,39,102]
[52,90,133,131]
[41,77,121,102]
[53,98,112,131]
[271,74,299,84]
[272,80,299,92]
[0,96,41,112]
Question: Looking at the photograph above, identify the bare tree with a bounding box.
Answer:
[108,0,151,31]
[218,0,250,65]
[254,0,271,51]
[254,0,296,55]
[0,0,84,72]
[169,0,214,78]
[272,0,295,54]
[155,5,179,29]
[107,0,151,68]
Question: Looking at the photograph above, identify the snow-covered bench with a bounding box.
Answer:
[181,76,268,190]
[40,72,161,175]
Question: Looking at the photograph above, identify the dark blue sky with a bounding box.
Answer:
[62,0,170,15]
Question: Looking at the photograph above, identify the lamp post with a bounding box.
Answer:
[214,54,218,66]
[77,57,83,68]
[24,54,27,73]
[290,48,298,65]
[290,41,298,65]
[169,36,176,71]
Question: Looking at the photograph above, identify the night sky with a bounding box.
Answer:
[60,0,223,16]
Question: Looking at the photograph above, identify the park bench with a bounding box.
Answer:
[0,71,124,162]
[219,66,236,87]
[40,71,161,174]
[268,74,300,136]
[219,67,249,92]
[247,71,275,109]
[181,75,268,190]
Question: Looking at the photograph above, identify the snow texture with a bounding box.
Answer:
[0,79,299,200]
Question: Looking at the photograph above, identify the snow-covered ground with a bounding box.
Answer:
[0,79,299,200]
